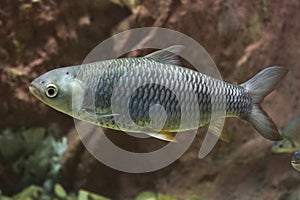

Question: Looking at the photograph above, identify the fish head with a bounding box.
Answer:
[291,150,300,172]
[29,66,85,116]
[271,138,298,153]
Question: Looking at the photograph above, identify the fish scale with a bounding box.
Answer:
[75,57,253,132]
[29,45,287,141]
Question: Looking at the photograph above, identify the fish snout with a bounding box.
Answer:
[29,81,43,97]
[292,152,300,163]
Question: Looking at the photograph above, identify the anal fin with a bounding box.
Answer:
[141,127,177,142]
[147,131,177,142]
[220,129,230,142]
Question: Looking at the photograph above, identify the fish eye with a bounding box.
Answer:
[45,83,58,98]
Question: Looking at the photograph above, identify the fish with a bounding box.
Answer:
[272,115,300,153]
[29,45,287,142]
[291,149,300,172]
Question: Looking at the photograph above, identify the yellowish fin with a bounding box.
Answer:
[220,129,230,142]
[142,128,177,142]
[147,131,177,142]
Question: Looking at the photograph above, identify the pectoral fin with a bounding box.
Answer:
[79,109,120,118]
[97,113,120,118]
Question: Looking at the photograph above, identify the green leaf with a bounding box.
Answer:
[78,190,111,200]
[54,184,67,199]
[157,193,178,200]
[135,191,157,200]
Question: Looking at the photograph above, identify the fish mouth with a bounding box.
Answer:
[29,82,42,98]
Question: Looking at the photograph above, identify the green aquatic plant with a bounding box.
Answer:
[135,191,157,200]
[13,185,44,200]
[0,124,67,191]
[134,191,202,200]
[0,129,26,160]
[157,193,177,200]
[0,184,110,200]
[78,190,110,200]
[54,184,68,199]
[134,191,180,200]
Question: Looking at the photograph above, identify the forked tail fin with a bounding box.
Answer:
[241,66,288,141]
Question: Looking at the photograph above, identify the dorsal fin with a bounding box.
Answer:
[144,45,184,65]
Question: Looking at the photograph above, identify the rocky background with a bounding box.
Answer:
[0,0,300,199]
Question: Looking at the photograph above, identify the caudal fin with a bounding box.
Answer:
[241,66,288,141]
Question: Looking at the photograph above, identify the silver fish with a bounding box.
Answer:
[272,115,300,153]
[29,46,287,141]
[291,149,300,172]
